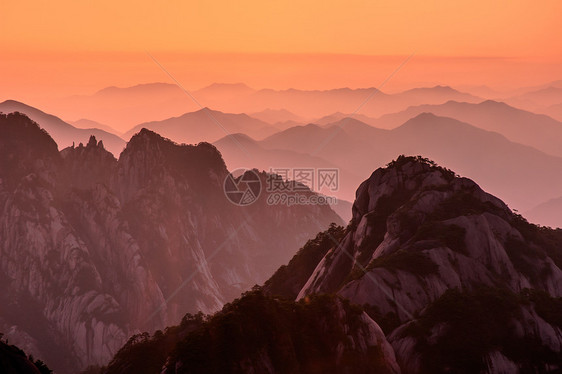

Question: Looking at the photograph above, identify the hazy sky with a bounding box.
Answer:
[2,0,562,99]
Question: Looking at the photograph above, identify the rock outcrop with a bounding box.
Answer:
[269,155,562,372]
[0,113,342,373]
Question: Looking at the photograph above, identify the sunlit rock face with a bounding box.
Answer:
[0,113,341,373]
[290,156,562,373]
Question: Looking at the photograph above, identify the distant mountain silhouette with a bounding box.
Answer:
[194,82,255,97]
[271,119,308,129]
[94,82,182,96]
[214,133,363,210]
[521,86,562,105]
[258,114,562,214]
[501,82,562,121]
[262,120,388,157]
[503,79,562,96]
[314,111,379,126]
[398,85,477,102]
[47,83,193,131]
[123,107,278,143]
[244,84,481,119]
[249,108,306,124]
[455,84,502,98]
[326,197,353,223]
[525,196,562,229]
[543,102,562,122]
[71,118,123,136]
[373,100,562,157]
[46,83,482,130]
[0,100,125,156]
[127,108,562,217]
[55,83,257,132]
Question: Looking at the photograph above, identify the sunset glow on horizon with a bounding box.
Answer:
[2,0,562,100]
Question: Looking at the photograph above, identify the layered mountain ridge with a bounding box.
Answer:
[0,113,341,373]
[0,100,125,157]
[218,111,562,217]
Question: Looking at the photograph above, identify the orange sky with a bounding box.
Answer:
[2,0,562,99]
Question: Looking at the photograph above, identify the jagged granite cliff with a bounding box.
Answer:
[267,155,562,373]
[0,112,342,373]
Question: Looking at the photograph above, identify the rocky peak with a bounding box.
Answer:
[0,112,60,190]
[115,128,228,204]
[350,156,509,257]
[0,112,59,155]
[122,128,225,173]
[60,135,117,191]
[290,155,562,372]
[352,155,456,222]
[87,134,98,148]
[61,135,112,157]
[125,127,166,146]
[77,134,105,150]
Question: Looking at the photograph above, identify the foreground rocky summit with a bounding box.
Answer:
[267,155,562,372]
[0,112,341,373]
